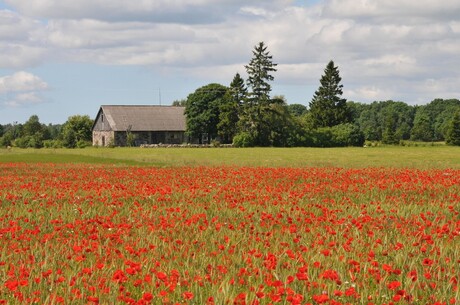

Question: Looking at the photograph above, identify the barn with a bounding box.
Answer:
[92,105,186,147]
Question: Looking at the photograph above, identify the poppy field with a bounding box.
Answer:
[0,163,459,304]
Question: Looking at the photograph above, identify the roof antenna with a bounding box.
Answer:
[159,88,162,106]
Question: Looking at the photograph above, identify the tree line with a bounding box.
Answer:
[183,42,460,147]
[0,115,93,148]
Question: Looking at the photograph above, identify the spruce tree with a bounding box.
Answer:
[229,73,247,105]
[245,42,277,106]
[240,42,278,146]
[308,60,349,128]
[218,73,247,144]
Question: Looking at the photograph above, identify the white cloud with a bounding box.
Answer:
[0,71,49,107]
[5,0,290,23]
[0,71,48,93]
[346,86,387,102]
[4,92,44,107]
[322,0,460,21]
[0,45,46,68]
[0,0,459,105]
[0,10,47,68]
[240,6,271,17]
[0,9,34,41]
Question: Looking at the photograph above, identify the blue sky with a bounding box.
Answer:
[1,0,460,124]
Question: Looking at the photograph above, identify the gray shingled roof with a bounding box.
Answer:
[101,105,186,131]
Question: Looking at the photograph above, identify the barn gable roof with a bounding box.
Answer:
[98,105,186,131]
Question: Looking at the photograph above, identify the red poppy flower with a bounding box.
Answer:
[182,291,193,300]
[387,281,401,290]
[312,294,329,303]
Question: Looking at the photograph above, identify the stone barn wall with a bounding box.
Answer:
[92,131,114,147]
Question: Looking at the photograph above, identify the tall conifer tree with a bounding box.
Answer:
[218,73,247,143]
[308,60,349,128]
[240,42,278,145]
[245,42,277,106]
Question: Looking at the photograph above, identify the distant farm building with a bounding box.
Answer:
[92,105,186,147]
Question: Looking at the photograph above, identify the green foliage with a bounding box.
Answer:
[14,134,43,148]
[313,124,365,147]
[346,101,367,122]
[46,124,62,140]
[245,42,277,104]
[60,115,93,148]
[0,130,14,147]
[411,111,433,141]
[77,140,91,148]
[14,136,33,148]
[382,111,398,145]
[126,131,136,147]
[23,115,43,137]
[62,128,77,148]
[232,132,255,147]
[355,101,415,143]
[285,122,314,147]
[335,124,366,147]
[239,102,293,147]
[411,99,460,141]
[217,73,247,144]
[217,94,239,144]
[308,60,350,128]
[287,104,307,117]
[446,111,460,146]
[0,120,61,148]
[107,137,115,148]
[43,139,64,148]
[229,72,248,104]
[240,42,279,146]
[265,102,296,147]
[11,115,46,148]
[185,83,229,143]
[172,99,187,106]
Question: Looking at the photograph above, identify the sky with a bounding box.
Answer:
[0,0,460,124]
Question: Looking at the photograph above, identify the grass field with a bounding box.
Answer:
[1,145,460,168]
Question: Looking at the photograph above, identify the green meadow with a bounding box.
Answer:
[1,145,459,168]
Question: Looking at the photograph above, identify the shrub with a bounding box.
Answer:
[43,140,64,148]
[311,124,365,147]
[232,132,255,147]
[14,136,33,148]
[77,140,91,148]
[126,132,136,147]
[0,132,14,147]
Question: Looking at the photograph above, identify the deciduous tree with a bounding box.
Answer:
[61,115,93,148]
[446,110,460,145]
[185,83,228,144]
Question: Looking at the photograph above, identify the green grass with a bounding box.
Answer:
[0,148,150,166]
[1,145,460,168]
